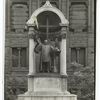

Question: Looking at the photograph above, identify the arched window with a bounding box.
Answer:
[12,47,27,67]
[11,3,29,32]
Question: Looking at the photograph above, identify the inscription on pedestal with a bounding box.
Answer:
[34,78,61,92]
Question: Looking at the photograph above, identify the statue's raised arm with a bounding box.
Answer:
[34,38,42,53]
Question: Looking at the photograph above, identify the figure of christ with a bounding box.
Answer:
[34,39,55,73]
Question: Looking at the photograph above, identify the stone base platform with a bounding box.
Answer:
[17,74,77,100]
[18,92,77,100]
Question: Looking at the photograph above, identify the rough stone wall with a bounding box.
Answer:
[5,33,29,100]
[5,0,31,99]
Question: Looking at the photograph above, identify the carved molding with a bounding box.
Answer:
[43,0,53,7]
[69,0,88,7]
[28,33,35,39]
[61,27,67,39]
[60,33,66,39]
[61,27,67,33]
[27,0,69,26]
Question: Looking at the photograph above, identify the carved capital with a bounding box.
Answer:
[61,27,67,39]
[28,33,35,39]
[28,26,36,39]
[28,26,35,31]
[59,23,68,27]
[61,33,66,39]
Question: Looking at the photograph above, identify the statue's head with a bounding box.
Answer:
[44,39,48,45]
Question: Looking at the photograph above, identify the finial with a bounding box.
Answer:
[43,0,52,7]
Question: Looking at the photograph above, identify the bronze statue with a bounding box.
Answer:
[34,38,60,73]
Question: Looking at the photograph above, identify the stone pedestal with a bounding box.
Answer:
[18,74,77,100]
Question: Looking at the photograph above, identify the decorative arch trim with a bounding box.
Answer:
[27,1,69,26]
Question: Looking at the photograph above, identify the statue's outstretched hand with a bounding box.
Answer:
[55,47,61,56]
[37,38,42,44]
[55,47,60,52]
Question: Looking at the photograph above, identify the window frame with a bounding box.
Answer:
[71,47,86,66]
[69,1,88,32]
[11,2,29,32]
[11,47,28,68]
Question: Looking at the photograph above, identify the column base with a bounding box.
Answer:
[60,73,68,76]
[28,72,35,76]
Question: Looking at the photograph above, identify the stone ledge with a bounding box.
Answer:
[28,73,68,78]
[18,91,76,97]
[17,92,77,100]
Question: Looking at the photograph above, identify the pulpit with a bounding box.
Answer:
[17,1,77,100]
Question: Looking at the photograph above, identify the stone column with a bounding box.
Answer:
[76,48,80,63]
[18,48,21,67]
[60,26,67,75]
[28,26,36,75]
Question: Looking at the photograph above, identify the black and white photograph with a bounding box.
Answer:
[4,0,95,100]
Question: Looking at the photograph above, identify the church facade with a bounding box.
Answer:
[5,0,95,100]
